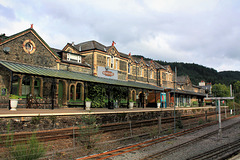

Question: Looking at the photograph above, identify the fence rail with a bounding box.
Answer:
[0,108,238,160]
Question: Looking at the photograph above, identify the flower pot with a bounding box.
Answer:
[157,103,160,108]
[129,102,134,109]
[10,99,18,111]
[85,101,91,110]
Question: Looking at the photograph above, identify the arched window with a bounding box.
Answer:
[12,75,19,95]
[132,90,136,101]
[22,76,31,96]
[70,85,75,100]
[76,83,82,100]
[34,78,41,97]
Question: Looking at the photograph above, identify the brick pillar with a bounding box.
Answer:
[73,85,76,101]
[81,83,84,101]
[63,80,68,106]
[39,78,43,97]
[30,76,35,96]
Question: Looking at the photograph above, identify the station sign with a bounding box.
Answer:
[98,66,118,80]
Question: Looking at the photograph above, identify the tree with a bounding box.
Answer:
[233,81,240,103]
[212,83,230,97]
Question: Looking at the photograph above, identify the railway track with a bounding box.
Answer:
[76,116,239,160]
[0,111,221,144]
[141,118,240,160]
[187,139,240,160]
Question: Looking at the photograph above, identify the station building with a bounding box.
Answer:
[0,27,206,109]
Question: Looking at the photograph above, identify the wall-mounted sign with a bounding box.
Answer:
[1,88,7,96]
[102,71,114,77]
[98,66,118,80]
[160,93,166,102]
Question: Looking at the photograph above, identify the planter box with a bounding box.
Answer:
[85,101,91,110]
[129,102,134,109]
[10,99,18,111]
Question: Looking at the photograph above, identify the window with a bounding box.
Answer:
[107,57,110,67]
[150,71,152,79]
[22,76,31,96]
[25,43,33,52]
[34,78,40,97]
[128,63,131,74]
[139,67,142,76]
[70,85,74,100]
[111,56,114,68]
[76,83,82,100]
[67,53,81,63]
[12,75,19,95]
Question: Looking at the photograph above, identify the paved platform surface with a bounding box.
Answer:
[0,106,220,118]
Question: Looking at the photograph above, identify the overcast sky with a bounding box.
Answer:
[0,0,240,72]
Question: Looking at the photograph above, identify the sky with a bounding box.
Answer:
[0,0,240,72]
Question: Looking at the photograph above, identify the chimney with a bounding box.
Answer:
[129,52,131,56]
[72,42,74,46]
[31,24,33,29]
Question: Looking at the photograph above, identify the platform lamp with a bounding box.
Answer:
[174,67,177,133]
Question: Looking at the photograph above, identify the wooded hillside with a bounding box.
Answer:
[156,61,240,85]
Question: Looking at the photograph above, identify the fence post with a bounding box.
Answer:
[205,111,207,122]
[225,107,227,119]
[158,116,162,135]
[73,125,75,152]
[129,120,133,137]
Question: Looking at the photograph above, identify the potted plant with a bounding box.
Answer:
[157,99,161,108]
[129,99,134,109]
[85,98,92,110]
[9,94,19,111]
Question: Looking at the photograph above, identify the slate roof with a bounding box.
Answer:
[74,40,107,52]
[177,76,190,84]
[0,60,163,91]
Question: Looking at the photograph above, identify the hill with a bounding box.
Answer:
[156,61,240,85]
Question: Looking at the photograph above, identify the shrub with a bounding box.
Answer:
[11,133,45,160]
[9,94,19,99]
[85,98,91,102]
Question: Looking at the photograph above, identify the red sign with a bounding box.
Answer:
[102,71,114,77]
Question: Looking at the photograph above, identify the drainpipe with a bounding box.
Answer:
[10,71,13,94]
[9,71,13,110]
[51,78,56,110]
[147,67,149,83]
[92,51,94,76]
[136,65,138,81]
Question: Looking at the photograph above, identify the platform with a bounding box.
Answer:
[0,106,222,118]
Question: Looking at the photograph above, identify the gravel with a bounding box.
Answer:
[111,116,240,160]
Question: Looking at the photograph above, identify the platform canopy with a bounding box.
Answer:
[0,60,163,91]
[205,97,234,100]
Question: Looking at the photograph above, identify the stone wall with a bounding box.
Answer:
[0,67,11,108]
[119,60,127,71]
[59,64,91,74]
[0,32,57,69]
[97,54,106,67]
[118,71,127,81]
[0,107,219,132]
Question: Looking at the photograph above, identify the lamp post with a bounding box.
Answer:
[174,67,177,133]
